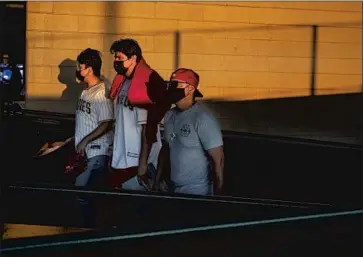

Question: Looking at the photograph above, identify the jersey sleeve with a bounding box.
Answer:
[135,107,148,125]
[94,91,114,124]
[197,112,223,151]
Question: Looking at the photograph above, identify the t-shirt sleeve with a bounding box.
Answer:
[161,110,174,144]
[95,92,114,123]
[136,107,148,125]
[197,113,223,151]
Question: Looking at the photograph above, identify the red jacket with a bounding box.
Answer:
[110,58,171,144]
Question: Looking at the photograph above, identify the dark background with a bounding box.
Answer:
[0,2,26,65]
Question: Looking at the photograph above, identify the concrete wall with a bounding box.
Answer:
[205,93,362,144]
[25,2,362,142]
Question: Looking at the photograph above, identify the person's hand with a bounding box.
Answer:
[137,164,147,177]
[52,141,65,147]
[76,139,88,156]
[39,142,49,152]
[213,182,223,196]
[151,180,160,192]
[37,142,49,155]
[65,137,75,145]
[137,164,150,189]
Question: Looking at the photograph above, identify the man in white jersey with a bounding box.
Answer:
[74,48,114,189]
[109,39,162,190]
[153,68,224,196]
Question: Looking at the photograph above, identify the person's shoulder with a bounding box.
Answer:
[94,82,112,101]
[194,103,219,126]
[96,81,107,91]
[165,107,178,118]
[164,106,178,123]
[193,103,215,118]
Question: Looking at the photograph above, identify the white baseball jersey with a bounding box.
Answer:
[75,82,114,159]
[111,79,162,169]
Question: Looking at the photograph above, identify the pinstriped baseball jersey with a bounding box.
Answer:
[75,82,114,159]
[111,79,162,169]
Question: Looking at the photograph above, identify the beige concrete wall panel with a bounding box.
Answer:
[155,2,203,21]
[27,66,52,83]
[27,2,53,14]
[25,1,362,121]
[28,49,80,66]
[224,2,362,13]
[27,31,53,49]
[26,82,65,98]
[317,58,362,75]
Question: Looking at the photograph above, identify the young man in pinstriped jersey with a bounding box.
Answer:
[74,48,114,189]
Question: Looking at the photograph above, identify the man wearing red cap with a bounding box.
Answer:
[153,68,225,195]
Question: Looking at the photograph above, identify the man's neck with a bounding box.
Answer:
[125,63,137,78]
[176,98,196,111]
[86,76,101,88]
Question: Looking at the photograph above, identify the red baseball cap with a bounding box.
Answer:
[169,68,203,98]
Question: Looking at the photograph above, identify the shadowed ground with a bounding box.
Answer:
[1,186,362,257]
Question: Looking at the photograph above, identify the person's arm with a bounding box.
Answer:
[76,121,114,154]
[77,119,113,144]
[153,142,169,190]
[207,146,224,194]
[138,124,152,173]
[197,113,225,194]
[135,108,153,182]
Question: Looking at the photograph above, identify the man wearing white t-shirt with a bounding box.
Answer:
[109,39,162,190]
[74,48,114,189]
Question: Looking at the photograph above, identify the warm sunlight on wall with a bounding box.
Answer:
[26,1,362,113]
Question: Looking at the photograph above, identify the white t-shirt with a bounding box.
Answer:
[111,79,162,169]
[75,82,114,159]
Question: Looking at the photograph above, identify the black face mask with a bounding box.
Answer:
[167,88,186,104]
[75,70,84,82]
[113,61,128,75]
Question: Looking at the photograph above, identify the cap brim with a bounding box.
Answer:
[195,89,203,98]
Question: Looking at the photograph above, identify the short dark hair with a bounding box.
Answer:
[110,38,143,62]
[77,48,102,77]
